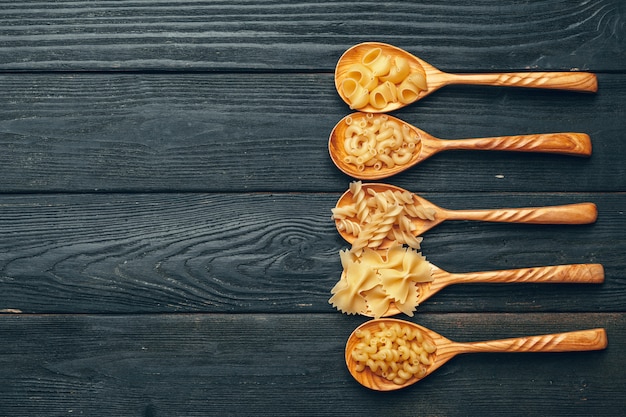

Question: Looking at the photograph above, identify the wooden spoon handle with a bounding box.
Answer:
[443,263,604,285]
[447,71,597,92]
[444,202,597,225]
[459,328,607,354]
[436,132,591,156]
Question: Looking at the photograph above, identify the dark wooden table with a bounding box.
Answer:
[1,1,624,416]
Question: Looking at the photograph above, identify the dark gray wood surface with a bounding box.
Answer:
[1,1,624,416]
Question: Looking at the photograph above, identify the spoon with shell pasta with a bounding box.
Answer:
[335,42,597,113]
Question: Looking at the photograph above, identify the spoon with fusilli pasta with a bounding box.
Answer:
[332,182,597,248]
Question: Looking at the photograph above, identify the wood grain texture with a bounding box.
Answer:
[0,1,624,415]
[0,73,624,193]
[0,313,622,417]
[0,0,623,71]
[0,192,623,314]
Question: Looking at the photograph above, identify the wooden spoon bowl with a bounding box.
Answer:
[335,42,597,113]
[345,318,608,391]
[329,112,592,180]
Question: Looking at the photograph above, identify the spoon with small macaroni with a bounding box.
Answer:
[329,112,592,180]
[334,183,597,244]
[345,318,608,391]
[335,42,598,113]
[358,262,604,318]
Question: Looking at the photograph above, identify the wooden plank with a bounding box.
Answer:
[1,192,622,314]
[0,312,622,416]
[0,73,623,193]
[0,0,623,71]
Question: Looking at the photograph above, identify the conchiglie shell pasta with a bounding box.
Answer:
[336,44,430,111]
[380,56,411,84]
[362,47,392,76]
[344,63,379,91]
[397,72,428,104]
[341,79,370,110]
[397,79,421,104]
[369,81,398,110]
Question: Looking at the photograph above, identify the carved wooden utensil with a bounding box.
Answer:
[345,318,608,391]
[335,42,597,113]
[329,112,592,180]
[335,183,597,246]
[359,262,604,317]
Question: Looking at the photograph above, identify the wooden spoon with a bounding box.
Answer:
[335,42,597,113]
[329,112,592,180]
[345,318,608,391]
[359,262,604,317]
[335,183,597,245]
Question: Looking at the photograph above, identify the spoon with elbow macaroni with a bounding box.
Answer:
[329,112,592,180]
[345,318,608,391]
[335,42,597,113]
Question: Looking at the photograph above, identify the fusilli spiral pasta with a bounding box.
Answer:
[332,181,436,252]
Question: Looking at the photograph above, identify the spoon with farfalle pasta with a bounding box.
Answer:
[332,182,597,250]
[329,243,604,318]
[345,318,608,391]
[329,112,592,180]
[335,42,597,113]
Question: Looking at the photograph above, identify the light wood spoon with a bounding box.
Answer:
[345,318,608,391]
[329,112,592,180]
[359,262,604,317]
[335,183,597,245]
[335,42,598,113]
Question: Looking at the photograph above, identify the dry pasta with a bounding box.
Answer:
[340,113,422,174]
[340,47,427,110]
[351,321,437,385]
[328,243,433,317]
[330,182,438,317]
[330,181,436,253]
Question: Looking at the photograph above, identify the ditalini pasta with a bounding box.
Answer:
[350,321,437,385]
[328,243,433,318]
[339,113,421,173]
[331,181,436,255]
[340,47,427,110]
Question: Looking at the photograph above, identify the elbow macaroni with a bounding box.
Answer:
[351,321,437,385]
[340,113,422,173]
[340,47,427,110]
